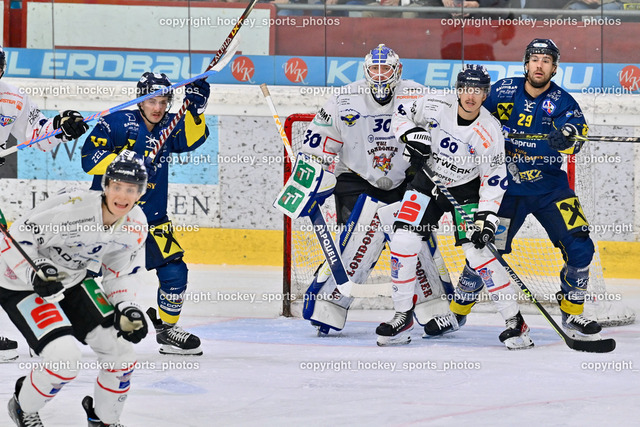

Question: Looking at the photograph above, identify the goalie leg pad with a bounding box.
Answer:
[412,233,454,325]
[465,244,519,320]
[303,194,387,332]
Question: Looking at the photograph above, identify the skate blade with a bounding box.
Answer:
[503,335,535,351]
[159,345,203,356]
[376,333,412,347]
[564,329,603,341]
[0,350,19,362]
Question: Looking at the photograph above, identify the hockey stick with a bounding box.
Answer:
[420,164,616,353]
[260,83,354,297]
[147,0,260,162]
[507,133,640,143]
[0,217,65,303]
[0,63,233,159]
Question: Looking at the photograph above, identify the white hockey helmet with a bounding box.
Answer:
[363,44,402,105]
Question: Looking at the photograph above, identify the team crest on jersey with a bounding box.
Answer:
[340,113,360,127]
[542,99,556,115]
[0,114,16,127]
[497,103,513,121]
[373,153,392,174]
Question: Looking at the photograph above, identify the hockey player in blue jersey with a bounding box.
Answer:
[81,72,210,355]
[425,39,602,341]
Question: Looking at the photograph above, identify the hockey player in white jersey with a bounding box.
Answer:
[0,45,89,363]
[377,64,533,349]
[0,45,89,156]
[0,151,149,426]
[298,44,454,335]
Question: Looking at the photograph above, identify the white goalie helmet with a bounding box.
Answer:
[363,44,402,105]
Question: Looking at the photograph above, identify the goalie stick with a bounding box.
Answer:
[147,0,260,163]
[420,164,616,353]
[507,133,640,143]
[260,83,355,297]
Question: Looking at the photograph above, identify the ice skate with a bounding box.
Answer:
[376,309,414,346]
[82,396,125,427]
[8,377,43,427]
[499,311,534,350]
[147,308,203,356]
[423,312,466,337]
[561,311,602,341]
[0,336,18,362]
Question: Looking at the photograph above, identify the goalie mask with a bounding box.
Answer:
[0,45,5,79]
[102,150,148,195]
[364,44,402,105]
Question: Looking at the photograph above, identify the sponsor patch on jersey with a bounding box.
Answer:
[0,114,16,127]
[556,196,589,230]
[340,113,360,127]
[313,108,332,127]
[518,169,543,182]
[497,103,513,121]
[542,99,556,115]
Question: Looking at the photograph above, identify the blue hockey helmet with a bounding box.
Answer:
[0,45,5,79]
[363,44,402,105]
[456,64,491,93]
[524,39,560,65]
[102,150,148,195]
[137,72,173,103]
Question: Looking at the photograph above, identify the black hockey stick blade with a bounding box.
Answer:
[566,336,616,353]
[507,133,640,143]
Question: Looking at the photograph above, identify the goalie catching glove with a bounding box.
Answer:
[114,301,148,343]
[53,110,89,142]
[30,259,66,302]
[466,211,499,249]
[400,127,431,166]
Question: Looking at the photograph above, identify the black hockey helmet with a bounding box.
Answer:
[0,45,5,79]
[456,64,491,93]
[137,72,173,103]
[102,150,148,195]
[524,39,560,65]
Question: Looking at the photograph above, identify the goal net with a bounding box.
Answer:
[282,113,635,326]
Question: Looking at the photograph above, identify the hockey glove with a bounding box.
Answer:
[114,301,148,343]
[547,123,577,151]
[466,211,499,249]
[184,79,210,117]
[400,127,432,167]
[143,156,157,179]
[30,260,66,302]
[53,110,89,142]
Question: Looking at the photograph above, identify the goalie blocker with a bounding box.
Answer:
[302,194,454,335]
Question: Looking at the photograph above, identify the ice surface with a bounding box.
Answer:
[0,265,638,427]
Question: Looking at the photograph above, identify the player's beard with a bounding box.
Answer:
[526,72,552,89]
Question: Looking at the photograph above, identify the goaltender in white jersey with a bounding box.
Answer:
[302,77,424,194]
[298,44,454,336]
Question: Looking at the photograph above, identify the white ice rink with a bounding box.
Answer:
[1,265,639,427]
